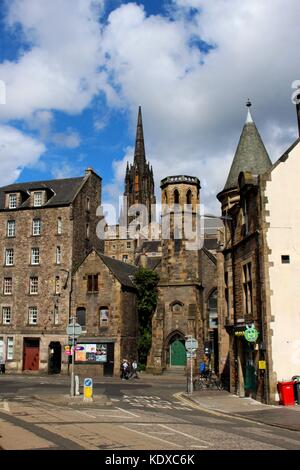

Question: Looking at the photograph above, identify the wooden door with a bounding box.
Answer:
[170,340,186,366]
[23,340,40,371]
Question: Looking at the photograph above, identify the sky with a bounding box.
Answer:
[0,0,299,216]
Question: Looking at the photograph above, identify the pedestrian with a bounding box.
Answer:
[131,360,139,379]
[120,359,129,380]
[0,354,5,374]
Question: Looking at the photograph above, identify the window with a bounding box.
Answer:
[99,308,109,327]
[33,191,42,207]
[32,218,41,236]
[7,337,14,360]
[243,198,249,235]
[87,275,98,293]
[55,276,60,295]
[172,302,183,313]
[86,223,90,239]
[5,249,14,266]
[8,194,17,209]
[186,189,192,205]
[242,262,253,316]
[7,220,16,237]
[30,277,38,295]
[208,290,218,329]
[31,248,40,265]
[87,197,90,211]
[56,246,61,264]
[225,272,231,319]
[174,189,180,204]
[54,305,59,325]
[281,255,290,264]
[2,307,11,325]
[122,255,128,263]
[76,308,86,331]
[127,242,131,249]
[57,217,62,235]
[28,307,38,325]
[4,277,12,295]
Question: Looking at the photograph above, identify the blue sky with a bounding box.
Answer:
[0,0,299,214]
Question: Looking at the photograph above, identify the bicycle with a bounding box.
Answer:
[193,372,224,391]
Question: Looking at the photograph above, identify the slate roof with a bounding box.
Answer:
[99,253,138,288]
[137,240,161,253]
[0,177,85,210]
[223,116,272,192]
[203,237,219,251]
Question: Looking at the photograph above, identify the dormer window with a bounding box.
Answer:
[33,192,42,207]
[8,194,17,209]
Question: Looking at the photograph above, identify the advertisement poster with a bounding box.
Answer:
[75,343,107,363]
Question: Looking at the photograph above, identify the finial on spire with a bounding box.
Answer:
[246,99,253,123]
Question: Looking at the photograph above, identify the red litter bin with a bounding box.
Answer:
[278,381,295,406]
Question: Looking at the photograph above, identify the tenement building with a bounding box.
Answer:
[0,169,103,373]
[217,98,300,403]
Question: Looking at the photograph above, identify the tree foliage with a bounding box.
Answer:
[133,267,159,365]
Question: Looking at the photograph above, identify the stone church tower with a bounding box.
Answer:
[124,106,156,225]
[147,175,204,373]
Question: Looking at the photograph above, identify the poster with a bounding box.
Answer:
[75,343,107,363]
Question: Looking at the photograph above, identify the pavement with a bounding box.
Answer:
[183,389,300,432]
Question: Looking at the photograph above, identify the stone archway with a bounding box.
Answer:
[166,331,186,367]
[48,341,62,374]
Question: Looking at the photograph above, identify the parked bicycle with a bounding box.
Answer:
[193,372,224,391]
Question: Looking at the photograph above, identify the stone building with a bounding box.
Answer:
[71,250,138,378]
[0,168,102,373]
[147,175,218,373]
[217,98,300,403]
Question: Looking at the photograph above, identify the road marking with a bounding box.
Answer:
[119,425,182,448]
[158,424,210,445]
[111,398,120,402]
[115,407,140,418]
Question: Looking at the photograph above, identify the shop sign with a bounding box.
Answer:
[259,360,266,369]
[244,325,259,343]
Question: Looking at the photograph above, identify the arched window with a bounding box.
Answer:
[171,301,183,313]
[186,189,192,205]
[164,190,168,204]
[208,290,218,329]
[174,189,179,204]
[100,307,109,327]
[76,307,86,332]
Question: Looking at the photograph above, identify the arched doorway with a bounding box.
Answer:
[167,333,187,367]
[48,341,61,374]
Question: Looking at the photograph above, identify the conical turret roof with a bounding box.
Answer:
[223,102,272,191]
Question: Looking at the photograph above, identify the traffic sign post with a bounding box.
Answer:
[185,336,198,395]
[83,377,93,402]
[66,318,82,397]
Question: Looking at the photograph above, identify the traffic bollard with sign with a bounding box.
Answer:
[83,377,93,402]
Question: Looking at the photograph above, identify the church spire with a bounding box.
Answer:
[134,106,146,169]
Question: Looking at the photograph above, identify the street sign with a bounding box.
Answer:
[75,346,84,351]
[186,352,196,359]
[84,377,93,401]
[66,323,82,338]
[185,337,198,351]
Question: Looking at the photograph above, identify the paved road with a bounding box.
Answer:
[1,375,300,450]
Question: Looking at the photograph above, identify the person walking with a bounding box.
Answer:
[131,360,139,379]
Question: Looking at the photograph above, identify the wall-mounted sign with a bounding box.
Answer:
[259,360,266,370]
[75,343,107,363]
[244,325,259,343]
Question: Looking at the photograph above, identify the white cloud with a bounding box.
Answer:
[0,124,46,185]
[1,0,300,214]
[100,0,300,212]
[0,0,114,121]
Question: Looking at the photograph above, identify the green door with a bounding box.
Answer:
[170,340,186,366]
